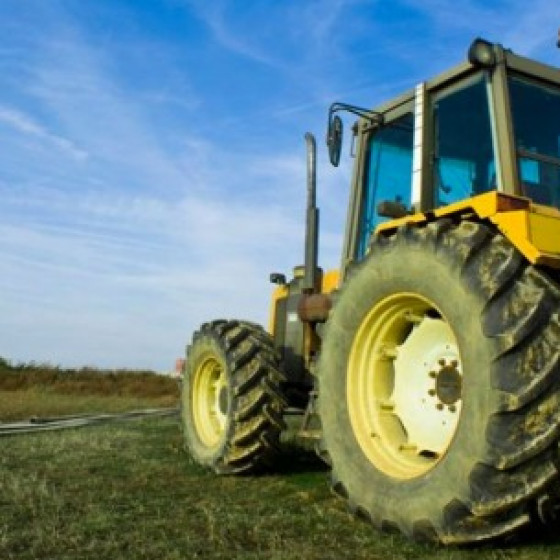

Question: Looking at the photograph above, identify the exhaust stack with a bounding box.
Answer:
[303,132,319,293]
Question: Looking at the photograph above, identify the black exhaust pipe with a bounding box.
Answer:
[303,133,319,293]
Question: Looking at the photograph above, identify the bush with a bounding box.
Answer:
[0,359,179,398]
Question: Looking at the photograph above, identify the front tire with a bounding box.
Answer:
[318,220,560,543]
[182,320,287,474]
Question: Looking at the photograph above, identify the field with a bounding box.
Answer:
[2,361,560,559]
[0,358,179,421]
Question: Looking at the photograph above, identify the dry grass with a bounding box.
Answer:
[0,357,178,397]
[0,388,177,422]
[0,357,179,421]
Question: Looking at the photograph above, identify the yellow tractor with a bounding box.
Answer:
[181,38,560,544]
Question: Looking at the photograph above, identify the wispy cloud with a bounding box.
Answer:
[0,4,316,368]
[185,0,282,67]
[399,0,560,60]
[2,0,558,369]
[0,5,289,367]
[0,105,88,160]
[0,1,419,368]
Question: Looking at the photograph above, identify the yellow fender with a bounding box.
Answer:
[376,192,560,269]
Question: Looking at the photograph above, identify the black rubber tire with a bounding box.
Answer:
[181,319,287,474]
[317,219,560,544]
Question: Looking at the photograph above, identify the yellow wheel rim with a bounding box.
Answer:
[348,293,462,479]
[192,352,228,448]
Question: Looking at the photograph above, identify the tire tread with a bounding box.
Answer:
[319,219,560,543]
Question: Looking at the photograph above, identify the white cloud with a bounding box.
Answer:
[4,0,557,370]
[0,105,88,160]
[400,0,560,60]
[185,1,282,67]
[0,6,307,367]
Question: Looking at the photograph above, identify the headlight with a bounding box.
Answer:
[468,38,496,68]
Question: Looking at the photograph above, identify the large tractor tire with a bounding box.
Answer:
[181,320,287,474]
[317,219,560,544]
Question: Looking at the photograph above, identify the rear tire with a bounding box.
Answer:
[317,220,560,543]
[181,320,287,474]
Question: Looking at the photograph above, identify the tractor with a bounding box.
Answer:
[180,38,560,544]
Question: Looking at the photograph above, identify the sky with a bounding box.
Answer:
[0,0,559,371]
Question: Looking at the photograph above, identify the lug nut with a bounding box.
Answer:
[380,346,398,360]
[404,311,423,324]
[449,405,457,413]
[436,403,444,411]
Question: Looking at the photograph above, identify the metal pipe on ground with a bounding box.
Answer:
[0,407,179,437]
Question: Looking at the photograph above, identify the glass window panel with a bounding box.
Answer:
[434,76,496,206]
[509,77,560,207]
[358,113,414,258]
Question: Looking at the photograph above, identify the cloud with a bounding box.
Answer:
[0,0,362,370]
[185,0,282,67]
[0,105,88,160]
[399,0,560,60]
[0,178,308,369]
[0,5,296,367]
[7,0,557,371]
[183,0,380,100]
[498,0,560,58]
[0,2,394,370]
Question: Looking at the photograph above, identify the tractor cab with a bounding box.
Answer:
[329,38,560,272]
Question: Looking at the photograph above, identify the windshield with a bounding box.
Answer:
[509,76,560,207]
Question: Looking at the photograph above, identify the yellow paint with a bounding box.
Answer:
[322,269,340,293]
[375,191,560,269]
[489,211,538,262]
[528,213,560,254]
[268,284,289,336]
[347,292,461,478]
[269,191,560,337]
[191,349,226,448]
[529,203,560,219]
[267,269,339,337]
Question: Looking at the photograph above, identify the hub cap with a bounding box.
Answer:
[348,293,463,479]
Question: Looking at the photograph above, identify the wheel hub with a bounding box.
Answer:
[393,315,462,458]
[435,362,462,406]
[348,293,463,479]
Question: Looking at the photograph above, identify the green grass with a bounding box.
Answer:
[2,417,560,560]
[2,361,560,559]
[0,388,177,421]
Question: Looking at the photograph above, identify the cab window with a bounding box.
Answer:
[434,76,496,206]
[358,113,414,258]
[509,76,560,207]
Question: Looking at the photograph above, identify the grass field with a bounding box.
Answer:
[0,358,179,421]
[2,361,560,559]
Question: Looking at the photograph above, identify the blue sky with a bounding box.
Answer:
[1,0,559,370]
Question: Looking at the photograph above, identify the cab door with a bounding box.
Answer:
[355,110,415,259]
